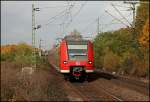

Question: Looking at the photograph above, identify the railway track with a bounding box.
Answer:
[111,78,149,96]
[71,82,123,101]
[92,83,123,101]
[116,75,149,89]
[49,61,149,101]
[48,62,124,101]
[48,63,89,101]
[96,70,149,96]
[95,78,149,101]
[96,69,149,89]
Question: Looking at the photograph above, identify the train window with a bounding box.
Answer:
[67,44,88,61]
[68,45,87,49]
[68,49,87,54]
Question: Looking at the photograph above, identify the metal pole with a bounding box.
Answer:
[128,2,137,39]
[132,3,136,29]
[32,4,36,69]
[39,39,43,57]
[123,1,138,34]
[39,39,42,49]
[97,17,99,34]
[124,1,139,51]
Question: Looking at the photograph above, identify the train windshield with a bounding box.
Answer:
[68,44,88,61]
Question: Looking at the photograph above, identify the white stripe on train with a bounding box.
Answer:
[60,70,94,73]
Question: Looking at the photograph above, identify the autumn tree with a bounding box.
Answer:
[1,43,33,65]
[135,0,149,36]
[139,19,149,47]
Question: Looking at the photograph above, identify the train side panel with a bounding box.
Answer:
[86,41,95,73]
[60,40,70,73]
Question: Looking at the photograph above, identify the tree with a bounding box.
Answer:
[64,29,83,40]
[135,0,149,36]
[139,19,149,47]
[1,43,33,65]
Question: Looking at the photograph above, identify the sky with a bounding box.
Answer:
[1,1,139,50]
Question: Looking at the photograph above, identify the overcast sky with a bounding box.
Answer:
[1,1,138,50]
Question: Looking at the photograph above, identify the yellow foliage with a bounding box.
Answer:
[1,45,17,55]
[139,19,149,47]
[1,43,33,55]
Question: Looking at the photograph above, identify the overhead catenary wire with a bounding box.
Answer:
[111,4,131,9]
[111,3,132,27]
[73,1,87,19]
[81,18,97,33]
[41,3,76,27]
[43,9,67,26]
[67,1,76,23]
[39,2,85,9]
[64,2,75,23]
[64,1,88,33]
[81,10,119,34]
[102,21,123,28]
[38,1,137,43]
[40,5,75,9]
[105,10,129,27]
[80,11,106,33]
[39,2,76,37]
[60,2,76,35]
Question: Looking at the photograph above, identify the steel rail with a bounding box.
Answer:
[95,83,123,101]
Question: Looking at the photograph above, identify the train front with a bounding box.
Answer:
[60,40,95,80]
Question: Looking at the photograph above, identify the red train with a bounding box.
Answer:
[59,39,95,81]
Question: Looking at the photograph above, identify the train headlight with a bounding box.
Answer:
[88,61,92,64]
[63,61,67,64]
